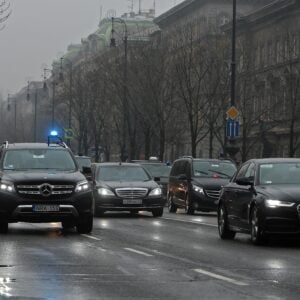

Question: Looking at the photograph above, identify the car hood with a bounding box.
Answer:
[192,177,230,190]
[96,180,159,190]
[258,185,300,203]
[0,170,86,184]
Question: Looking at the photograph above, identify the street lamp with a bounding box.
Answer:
[60,56,73,145]
[27,81,42,142]
[7,93,17,142]
[110,17,129,162]
[43,67,57,129]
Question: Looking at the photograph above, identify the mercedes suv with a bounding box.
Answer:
[0,142,93,233]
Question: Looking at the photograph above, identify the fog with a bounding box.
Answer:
[0,0,180,98]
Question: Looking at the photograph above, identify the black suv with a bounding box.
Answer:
[0,142,93,233]
[168,157,236,214]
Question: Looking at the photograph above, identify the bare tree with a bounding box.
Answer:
[0,1,11,31]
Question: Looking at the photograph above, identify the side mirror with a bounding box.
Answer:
[154,176,160,182]
[82,166,92,181]
[236,177,254,186]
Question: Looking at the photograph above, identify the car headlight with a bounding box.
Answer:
[149,188,162,197]
[192,185,204,194]
[98,188,115,196]
[0,182,15,193]
[265,199,295,208]
[75,181,89,193]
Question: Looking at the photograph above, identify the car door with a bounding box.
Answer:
[175,161,188,207]
[169,161,182,206]
[233,163,256,230]
[225,163,250,227]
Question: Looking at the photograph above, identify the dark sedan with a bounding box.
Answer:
[218,158,300,245]
[92,163,166,217]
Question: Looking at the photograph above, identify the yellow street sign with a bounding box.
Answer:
[64,128,75,140]
[226,106,239,120]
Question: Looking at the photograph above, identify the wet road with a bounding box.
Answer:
[1,209,300,299]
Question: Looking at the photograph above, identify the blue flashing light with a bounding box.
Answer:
[50,130,58,137]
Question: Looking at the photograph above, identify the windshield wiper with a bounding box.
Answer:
[208,169,231,178]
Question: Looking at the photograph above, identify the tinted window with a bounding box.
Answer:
[193,161,236,178]
[141,163,171,177]
[245,163,255,178]
[3,149,76,171]
[170,161,182,177]
[76,157,91,172]
[235,163,250,181]
[97,165,151,182]
[259,162,300,185]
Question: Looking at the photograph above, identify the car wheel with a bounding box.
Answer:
[77,215,93,234]
[168,194,177,213]
[218,204,236,240]
[152,207,164,217]
[250,206,266,245]
[185,194,195,215]
[0,222,8,234]
[61,221,75,230]
[94,205,105,217]
[130,210,139,215]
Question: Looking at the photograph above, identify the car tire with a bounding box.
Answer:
[94,206,105,217]
[61,221,75,230]
[218,204,236,240]
[152,207,164,217]
[185,194,195,215]
[0,222,8,234]
[130,210,139,215]
[77,215,93,234]
[168,194,177,213]
[250,206,266,245]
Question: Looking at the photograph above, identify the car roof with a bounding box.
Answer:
[176,158,234,163]
[3,143,68,149]
[248,158,300,164]
[96,162,143,167]
[75,155,91,159]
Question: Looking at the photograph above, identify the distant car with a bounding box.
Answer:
[168,157,237,214]
[132,160,171,200]
[92,162,166,217]
[218,158,300,245]
[75,155,92,172]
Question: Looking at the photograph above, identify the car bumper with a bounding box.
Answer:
[95,196,165,211]
[191,192,218,211]
[0,191,93,223]
[261,206,300,234]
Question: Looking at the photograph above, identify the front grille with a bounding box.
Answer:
[205,189,221,200]
[17,184,74,196]
[115,188,148,199]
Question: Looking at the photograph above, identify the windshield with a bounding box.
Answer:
[76,157,91,172]
[193,161,236,178]
[3,149,76,171]
[141,163,171,177]
[97,165,151,182]
[259,162,300,185]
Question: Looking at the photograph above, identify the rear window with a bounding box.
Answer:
[193,161,236,179]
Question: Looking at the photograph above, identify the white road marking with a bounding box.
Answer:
[124,248,153,257]
[194,269,249,286]
[117,266,134,276]
[161,216,218,227]
[81,234,102,241]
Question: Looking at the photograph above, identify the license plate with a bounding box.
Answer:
[33,205,60,212]
[123,199,142,205]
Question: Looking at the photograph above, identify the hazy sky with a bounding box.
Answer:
[0,0,181,98]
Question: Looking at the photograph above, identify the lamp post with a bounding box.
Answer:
[110,17,128,161]
[26,81,40,142]
[43,68,57,129]
[231,0,236,107]
[7,93,17,142]
[60,56,73,146]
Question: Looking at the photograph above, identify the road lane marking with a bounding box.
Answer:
[124,248,153,257]
[117,266,134,276]
[81,234,102,241]
[194,269,249,286]
[161,216,218,227]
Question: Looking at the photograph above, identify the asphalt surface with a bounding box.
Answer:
[1,209,300,299]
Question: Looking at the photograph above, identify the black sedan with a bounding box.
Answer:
[92,162,166,217]
[218,158,300,245]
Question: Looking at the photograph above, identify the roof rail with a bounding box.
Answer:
[2,141,8,148]
[180,156,193,159]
